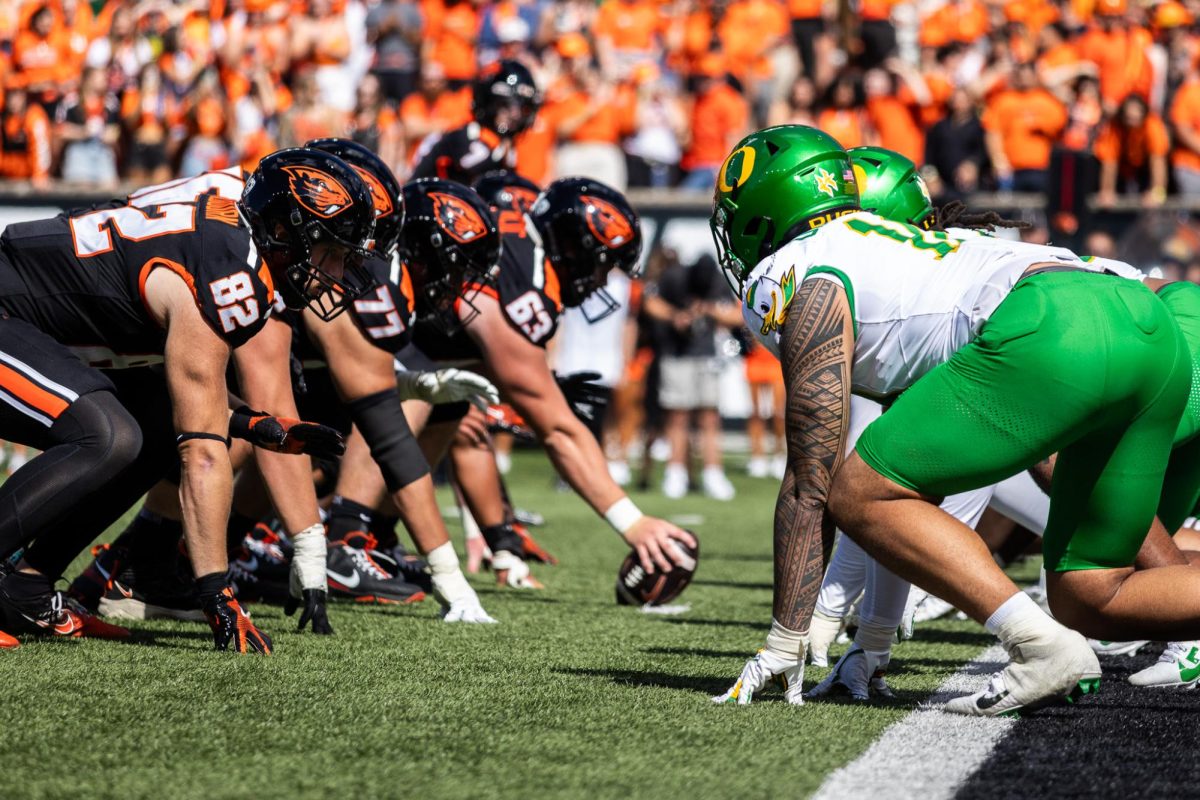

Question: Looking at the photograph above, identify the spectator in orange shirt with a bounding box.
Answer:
[1095,93,1169,206]
[593,0,663,79]
[679,54,749,191]
[816,73,870,149]
[982,61,1067,192]
[399,62,474,162]
[1169,74,1200,195]
[278,67,347,147]
[1075,0,1153,113]
[424,0,480,86]
[12,5,72,113]
[547,36,633,188]
[0,77,51,187]
[863,61,928,164]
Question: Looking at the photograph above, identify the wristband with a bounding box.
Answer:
[603,497,644,536]
[765,617,808,662]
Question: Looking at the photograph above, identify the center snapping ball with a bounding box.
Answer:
[615,534,699,606]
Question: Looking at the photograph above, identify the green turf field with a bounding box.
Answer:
[0,452,1000,800]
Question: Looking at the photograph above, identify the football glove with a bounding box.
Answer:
[395,368,500,411]
[514,523,557,565]
[229,406,345,459]
[491,550,543,589]
[554,371,608,422]
[440,592,499,624]
[286,524,333,635]
[201,587,273,654]
[712,649,805,705]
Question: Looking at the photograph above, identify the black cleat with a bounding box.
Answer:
[98,562,206,623]
[327,534,427,604]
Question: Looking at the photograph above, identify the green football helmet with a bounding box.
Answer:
[848,146,935,230]
[711,125,859,296]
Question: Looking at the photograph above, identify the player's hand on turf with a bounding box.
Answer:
[712,650,805,705]
[397,368,500,411]
[492,550,544,589]
[202,588,273,655]
[440,591,499,624]
[285,524,334,634]
[624,517,698,574]
[229,406,346,459]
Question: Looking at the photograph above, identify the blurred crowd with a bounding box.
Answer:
[0,0,1195,203]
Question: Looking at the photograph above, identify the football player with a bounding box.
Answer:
[410,60,541,185]
[711,125,1200,716]
[0,146,376,652]
[338,175,698,586]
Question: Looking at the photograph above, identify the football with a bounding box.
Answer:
[615,534,700,606]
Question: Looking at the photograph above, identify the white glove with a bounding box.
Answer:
[491,550,542,589]
[440,590,499,624]
[289,524,328,597]
[712,649,806,705]
[395,368,500,411]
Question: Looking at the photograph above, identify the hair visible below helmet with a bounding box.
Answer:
[529,177,641,323]
[240,147,377,321]
[471,170,542,214]
[398,178,500,334]
[710,125,859,297]
[848,146,935,230]
[472,59,541,137]
[305,137,405,258]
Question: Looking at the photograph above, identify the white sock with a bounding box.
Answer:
[985,591,1058,642]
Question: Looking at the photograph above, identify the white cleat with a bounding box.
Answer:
[746,457,770,479]
[701,466,735,501]
[1129,641,1200,688]
[910,589,957,624]
[1087,639,1150,656]
[662,464,688,499]
[806,644,893,702]
[945,628,1101,717]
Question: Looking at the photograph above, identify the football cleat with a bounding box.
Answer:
[227,548,290,605]
[944,628,1100,717]
[513,507,544,527]
[327,535,427,604]
[806,644,893,702]
[370,544,433,593]
[0,578,129,640]
[0,629,17,649]
[99,562,206,623]
[1087,638,1149,657]
[1128,641,1200,688]
[67,542,128,612]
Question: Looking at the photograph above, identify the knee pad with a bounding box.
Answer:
[349,389,431,492]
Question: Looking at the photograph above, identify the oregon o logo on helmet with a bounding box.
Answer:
[718,145,756,193]
[581,195,633,247]
[351,166,394,218]
[430,192,487,243]
[282,165,353,218]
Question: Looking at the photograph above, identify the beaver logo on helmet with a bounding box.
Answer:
[351,165,394,219]
[430,191,488,243]
[283,165,353,218]
[582,195,633,248]
[505,186,539,213]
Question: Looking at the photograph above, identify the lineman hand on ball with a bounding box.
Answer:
[713,649,806,705]
[396,368,500,411]
[623,517,698,573]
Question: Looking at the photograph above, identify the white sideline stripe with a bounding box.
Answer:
[812,645,1015,800]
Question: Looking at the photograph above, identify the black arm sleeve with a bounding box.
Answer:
[348,388,430,491]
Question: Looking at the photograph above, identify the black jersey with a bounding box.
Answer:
[293,253,415,367]
[0,194,273,365]
[410,123,515,185]
[411,213,563,363]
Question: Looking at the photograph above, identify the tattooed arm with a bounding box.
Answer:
[773,278,855,631]
[712,278,854,706]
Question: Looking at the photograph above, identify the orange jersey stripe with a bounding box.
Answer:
[0,362,69,419]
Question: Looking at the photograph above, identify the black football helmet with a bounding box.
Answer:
[528,177,642,322]
[471,170,542,214]
[472,59,541,137]
[398,178,500,334]
[305,137,404,259]
[241,147,377,321]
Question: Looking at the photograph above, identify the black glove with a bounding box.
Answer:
[284,588,335,635]
[229,406,346,459]
[554,371,608,422]
[200,587,273,654]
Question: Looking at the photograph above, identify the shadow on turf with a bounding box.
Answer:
[642,646,762,659]
[653,617,770,631]
[554,666,730,695]
[691,579,773,591]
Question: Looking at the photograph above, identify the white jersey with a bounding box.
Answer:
[742,211,1085,398]
[126,167,246,207]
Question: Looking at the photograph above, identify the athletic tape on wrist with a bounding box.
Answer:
[603,497,644,535]
[765,618,808,662]
[291,525,328,592]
